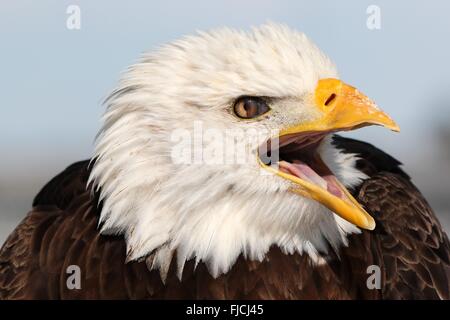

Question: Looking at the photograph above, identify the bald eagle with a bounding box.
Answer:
[1,24,449,300]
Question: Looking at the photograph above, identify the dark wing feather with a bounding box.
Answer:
[357,173,450,299]
[332,135,409,179]
[334,135,450,299]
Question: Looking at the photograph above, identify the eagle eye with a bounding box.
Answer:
[233,97,270,119]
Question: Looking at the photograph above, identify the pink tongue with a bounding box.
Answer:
[279,161,344,199]
[323,176,344,198]
[279,161,327,189]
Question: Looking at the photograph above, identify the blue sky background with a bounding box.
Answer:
[1,0,450,241]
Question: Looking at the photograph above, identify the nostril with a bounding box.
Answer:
[324,93,336,106]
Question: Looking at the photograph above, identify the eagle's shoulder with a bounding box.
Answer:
[334,135,450,299]
[0,161,174,299]
[32,160,92,209]
[0,161,124,299]
[332,135,409,179]
[0,161,92,299]
[358,172,450,299]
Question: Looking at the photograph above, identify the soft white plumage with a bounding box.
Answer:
[89,23,368,280]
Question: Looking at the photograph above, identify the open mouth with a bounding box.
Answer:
[257,131,376,230]
[276,133,344,199]
[254,78,400,229]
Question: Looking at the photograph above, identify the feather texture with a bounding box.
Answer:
[1,136,449,299]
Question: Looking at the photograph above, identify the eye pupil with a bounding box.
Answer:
[234,97,270,119]
[244,101,257,114]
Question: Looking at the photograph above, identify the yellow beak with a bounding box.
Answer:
[281,78,399,136]
[261,78,399,230]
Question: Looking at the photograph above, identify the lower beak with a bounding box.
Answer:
[260,78,399,230]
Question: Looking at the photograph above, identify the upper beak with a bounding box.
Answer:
[263,78,399,230]
[281,78,399,136]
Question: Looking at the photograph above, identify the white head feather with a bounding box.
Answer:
[89,23,368,279]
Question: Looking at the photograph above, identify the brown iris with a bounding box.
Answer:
[233,97,270,119]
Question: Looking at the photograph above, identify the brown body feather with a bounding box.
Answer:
[1,136,449,299]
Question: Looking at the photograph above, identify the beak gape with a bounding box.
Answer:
[258,78,400,230]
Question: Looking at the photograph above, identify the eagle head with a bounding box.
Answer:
[89,23,399,279]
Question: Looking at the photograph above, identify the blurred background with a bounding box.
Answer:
[1,0,449,244]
